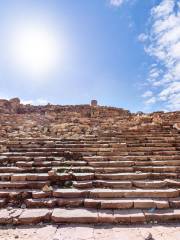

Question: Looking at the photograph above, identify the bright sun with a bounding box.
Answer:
[9,23,61,77]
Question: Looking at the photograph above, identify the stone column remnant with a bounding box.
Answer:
[91,100,98,107]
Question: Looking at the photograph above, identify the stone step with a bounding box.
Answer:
[1,173,43,182]
[17,208,51,224]
[52,188,179,198]
[73,179,180,189]
[25,197,171,209]
[9,144,111,148]
[0,167,27,173]
[0,156,55,162]
[7,148,180,157]
[2,172,92,181]
[128,151,180,156]
[128,147,177,151]
[9,141,180,146]
[9,147,127,153]
[16,161,58,168]
[11,173,49,181]
[7,141,180,150]
[3,158,180,170]
[1,206,180,224]
[132,166,180,173]
[7,138,179,144]
[51,208,180,224]
[95,172,178,180]
[0,167,53,173]
[57,166,136,173]
[88,160,180,167]
[3,152,180,161]
[11,137,180,143]
[0,181,49,189]
[0,189,34,198]
[83,155,180,162]
[25,198,84,208]
[8,145,179,152]
[73,180,132,189]
[15,160,88,168]
[72,173,94,181]
[127,143,178,147]
[84,198,169,209]
[98,137,179,141]
[88,161,134,167]
[7,136,179,144]
[133,179,180,188]
[25,198,58,208]
[144,209,180,222]
[51,208,145,224]
[97,151,180,157]
[8,132,180,138]
[0,173,12,181]
[55,166,180,173]
[89,189,179,198]
[53,189,89,198]
[136,160,180,166]
[2,152,64,157]
[0,166,179,180]
[10,173,72,181]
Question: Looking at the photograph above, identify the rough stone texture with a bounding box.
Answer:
[0,224,180,240]
[114,209,145,224]
[18,209,51,224]
[1,224,180,240]
[0,209,11,224]
[0,97,179,140]
[0,98,179,228]
[51,208,98,223]
[0,98,131,139]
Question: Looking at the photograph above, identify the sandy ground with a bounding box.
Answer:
[0,224,180,240]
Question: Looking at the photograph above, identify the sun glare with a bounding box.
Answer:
[8,23,62,78]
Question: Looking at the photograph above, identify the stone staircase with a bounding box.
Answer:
[0,125,180,225]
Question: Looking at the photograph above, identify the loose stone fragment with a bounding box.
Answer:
[42,185,53,192]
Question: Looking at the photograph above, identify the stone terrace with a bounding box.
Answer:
[0,98,180,225]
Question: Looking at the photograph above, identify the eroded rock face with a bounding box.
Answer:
[0,98,179,140]
[0,97,21,114]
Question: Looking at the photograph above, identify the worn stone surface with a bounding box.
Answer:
[1,224,180,240]
[51,208,98,223]
[0,98,179,228]
[18,209,51,224]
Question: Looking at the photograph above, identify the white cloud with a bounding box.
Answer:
[149,67,160,79]
[109,0,125,7]
[141,0,180,111]
[145,97,157,105]
[22,98,48,105]
[138,33,148,42]
[151,0,174,18]
[159,81,180,98]
[142,90,153,98]
[167,92,180,110]
[170,42,180,59]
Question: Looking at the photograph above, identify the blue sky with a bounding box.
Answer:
[0,0,179,112]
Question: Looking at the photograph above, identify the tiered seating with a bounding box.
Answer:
[0,124,179,225]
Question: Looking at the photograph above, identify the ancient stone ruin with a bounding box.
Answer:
[0,97,180,224]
